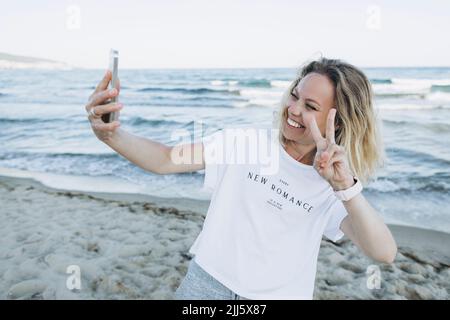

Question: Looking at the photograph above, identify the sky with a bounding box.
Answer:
[1,0,450,69]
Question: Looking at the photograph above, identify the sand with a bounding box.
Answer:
[0,175,448,300]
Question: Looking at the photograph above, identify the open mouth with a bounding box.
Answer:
[287,117,305,129]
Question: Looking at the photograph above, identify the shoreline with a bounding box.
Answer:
[0,173,449,299]
[0,173,211,216]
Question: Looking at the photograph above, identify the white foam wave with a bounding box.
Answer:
[270,80,290,88]
[240,89,283,99]
[373,78,450,96]
[367,179,401,192]
[210,80,239,86]
[375,103,450,110]
[210,80,224,86]
[392,78,450,86]
[427,92,450,102]
[232,99,279,108]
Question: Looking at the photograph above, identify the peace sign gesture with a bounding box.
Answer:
[308,109,355,191]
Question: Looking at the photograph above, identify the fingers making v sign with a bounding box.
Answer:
[307,109,355,191]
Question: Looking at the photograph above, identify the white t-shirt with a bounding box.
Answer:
[189,128,348,300]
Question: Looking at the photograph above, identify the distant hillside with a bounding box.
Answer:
[0,52,72,69]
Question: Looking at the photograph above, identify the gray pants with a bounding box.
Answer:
[174,258,249,300]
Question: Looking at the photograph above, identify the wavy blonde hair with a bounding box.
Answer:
[275,58,385,184]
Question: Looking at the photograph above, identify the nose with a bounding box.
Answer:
[288,99,305,117]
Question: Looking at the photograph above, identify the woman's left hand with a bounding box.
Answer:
[307,109,355,191]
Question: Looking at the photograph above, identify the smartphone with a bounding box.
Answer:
[102,49,119,123]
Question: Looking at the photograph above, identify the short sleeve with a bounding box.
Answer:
[202,130,226,193]
[323,198,348,242]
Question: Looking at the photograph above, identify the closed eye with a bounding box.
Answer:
[290,91,298,100]
[291,92,317,111]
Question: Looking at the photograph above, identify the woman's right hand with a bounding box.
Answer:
[85,70,123,142]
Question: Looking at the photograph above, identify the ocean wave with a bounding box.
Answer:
[209,79,290,89]
[0,152,125,178]
[126,117,185,127]
[0,151,118,161]
[375,93,426,99]
[427,92,450,102]
[238,79,272,88]
[147,94,244,103]
[240,89,282,98]
[0,117,83,125]
[0,151,205,183]
[366,173,450,193]
[382,119,450,133]
[431,84,450,93]
[184,95,245,102]
[375,103,450,110]
[270,80,290,88]
[392,78,450,86]
[232,101,278,108]
[0,152,123,176]
[386,147,450,168]
[210,80,239,86]
[372,78,450,98]
[370,78,392,84]
[136,87,240,95]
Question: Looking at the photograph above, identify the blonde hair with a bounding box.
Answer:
[275,58,385,184]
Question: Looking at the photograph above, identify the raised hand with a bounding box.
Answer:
[85,70,123,142]
[307,109,355,191]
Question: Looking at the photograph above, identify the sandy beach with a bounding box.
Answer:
[0,175,448,300]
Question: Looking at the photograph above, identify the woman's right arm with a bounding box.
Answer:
[85,71,205,175]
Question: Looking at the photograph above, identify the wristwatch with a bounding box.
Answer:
[334,176,363,201]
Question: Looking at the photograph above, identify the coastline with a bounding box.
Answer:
[0,173,448,299]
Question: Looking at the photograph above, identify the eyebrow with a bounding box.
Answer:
[294,87,321,109]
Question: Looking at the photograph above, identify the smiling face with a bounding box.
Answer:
[281,72,336,147]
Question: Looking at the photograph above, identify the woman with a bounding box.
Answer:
[85,58,397,300]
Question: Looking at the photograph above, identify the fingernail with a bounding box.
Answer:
[110,88,117,95]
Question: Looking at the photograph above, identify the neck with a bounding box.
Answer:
[284,140,317,166]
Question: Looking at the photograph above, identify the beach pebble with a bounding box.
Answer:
[44,254,72,274]
[78,261,104,282]
[7,280,47,299]
[398,262,427,275]
[407,285,433,300]
[326,269,353,286]
[142,265,170,278]
[407,274,427,285]
[117,245,152,258]
[338,260,366,273]
[326,251,345,264]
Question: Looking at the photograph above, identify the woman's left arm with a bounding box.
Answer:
[339,193,397,263]
[308,109,397,264]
